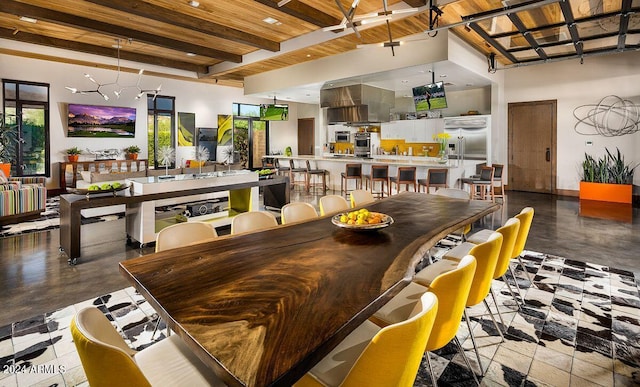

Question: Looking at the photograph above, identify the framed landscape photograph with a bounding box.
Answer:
[67,104,136,138]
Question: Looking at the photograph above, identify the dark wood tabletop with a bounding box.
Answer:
[119,192,500,386]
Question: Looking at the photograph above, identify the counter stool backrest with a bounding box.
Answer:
[345,164,362,177]
[398,167,416,181]
[372,165,389,178]
[428,169,448,185]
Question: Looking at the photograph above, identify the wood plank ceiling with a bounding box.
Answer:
[0,0,638,89]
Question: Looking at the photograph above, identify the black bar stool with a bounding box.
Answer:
[418,168,448,193]
[390,166,417,193]
[305,160,329,193]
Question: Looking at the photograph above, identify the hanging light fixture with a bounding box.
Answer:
[66,39,161,101]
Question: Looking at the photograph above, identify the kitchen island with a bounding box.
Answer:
[273,154,485,190]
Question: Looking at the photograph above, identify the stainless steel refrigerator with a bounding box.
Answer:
[443,115,490,161]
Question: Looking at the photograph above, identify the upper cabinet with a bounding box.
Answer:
[381,119,443,142]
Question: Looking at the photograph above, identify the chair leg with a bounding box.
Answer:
[516,255,535,286]
[463,310,484,376]
[483,299,505,342]
[507,266,526,304]
[489,288,506,331]
[454,336,480,385]
[425,352,439,387]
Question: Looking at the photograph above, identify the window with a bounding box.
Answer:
[2,79,50,177]
[147,95,175,168]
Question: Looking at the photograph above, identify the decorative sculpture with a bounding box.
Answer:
[573,95,640,137]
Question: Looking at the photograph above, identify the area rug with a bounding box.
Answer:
[1,251,638,386]
[0,197,125,238]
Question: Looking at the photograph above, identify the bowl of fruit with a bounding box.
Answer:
[331,208,394,231]
[69,182,130,197]
[257,168,276,179]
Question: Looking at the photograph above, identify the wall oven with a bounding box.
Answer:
[354,132,371,157]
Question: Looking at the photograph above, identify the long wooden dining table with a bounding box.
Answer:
[119,192,500,386]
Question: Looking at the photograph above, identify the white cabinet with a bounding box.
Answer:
[383,119,443,142]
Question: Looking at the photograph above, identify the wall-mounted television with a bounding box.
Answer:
[412,81,447,111]
[67,103,136,138]
[259,104,289,121]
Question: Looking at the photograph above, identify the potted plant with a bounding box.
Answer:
[65,146,82,163]
[580,147,637,204]
[0,113,18,177]
[124,145,141,160]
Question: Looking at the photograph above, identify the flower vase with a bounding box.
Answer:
[438,148,448,164]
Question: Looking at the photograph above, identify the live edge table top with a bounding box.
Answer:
[119,192,499,386]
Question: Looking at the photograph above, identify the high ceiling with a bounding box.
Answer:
[1,0,638,101]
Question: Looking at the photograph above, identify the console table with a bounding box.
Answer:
[59,174,289,264]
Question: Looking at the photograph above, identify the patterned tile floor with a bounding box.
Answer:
[1,250,639,387]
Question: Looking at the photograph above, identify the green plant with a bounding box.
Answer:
[0,113,19,164]
[124,145,141,154]
[66,146,82,155]
[581,147,637,184]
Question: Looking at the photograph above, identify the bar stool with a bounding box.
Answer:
[289,159,307,190]
[274,158,289,177]
[492,164,505,201]
[390,166,417,193]
[305,160,329,193]
[340,163,362,197]
[418,168,448,193]
[363,164,390,198]
[462,166,494,201]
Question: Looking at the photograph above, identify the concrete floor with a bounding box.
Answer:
[1,190,638,328]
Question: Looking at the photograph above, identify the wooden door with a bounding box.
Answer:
[508,100,556,193]
[298,118,315,155]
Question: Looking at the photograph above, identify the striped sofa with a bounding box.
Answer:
[0,177,47,225]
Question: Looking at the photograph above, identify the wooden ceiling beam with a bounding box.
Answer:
[253,0,342,28]
[0,27,209,73]
[84,0,279,52]
[0,0,242,63]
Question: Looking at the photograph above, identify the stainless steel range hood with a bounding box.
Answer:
[321,84,394,125]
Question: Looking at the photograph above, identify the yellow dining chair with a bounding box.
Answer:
[281,202,318,224]
[319,195,350,216]
[231,211,278,234]
[71,307,224,387]
[155,221,218,252]
[371,255,479,386]
[513,207,535,285]
[421,232,504,374]
[295,292,438,387]
[467,217,522,310]
[349,189,375,208]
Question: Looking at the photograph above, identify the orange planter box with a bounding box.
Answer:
[579,181,632,204]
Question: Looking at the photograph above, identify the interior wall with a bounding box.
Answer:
[0,51,300,188]
[503,50,640,192]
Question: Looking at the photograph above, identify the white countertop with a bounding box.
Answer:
[270,154,470,168]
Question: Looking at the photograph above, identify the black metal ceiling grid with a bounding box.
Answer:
[463,0,640,68]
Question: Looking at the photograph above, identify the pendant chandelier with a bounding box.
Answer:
[65,39,161,101]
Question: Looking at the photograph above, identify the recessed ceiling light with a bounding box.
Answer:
[186,52,196,57]
[306,54,311,58]
[440,74,447,78]
[263,17,279,24]
[111,43,122,49]
[188,1,200,8]
[19,16,38,23]
[401,80,409,83]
